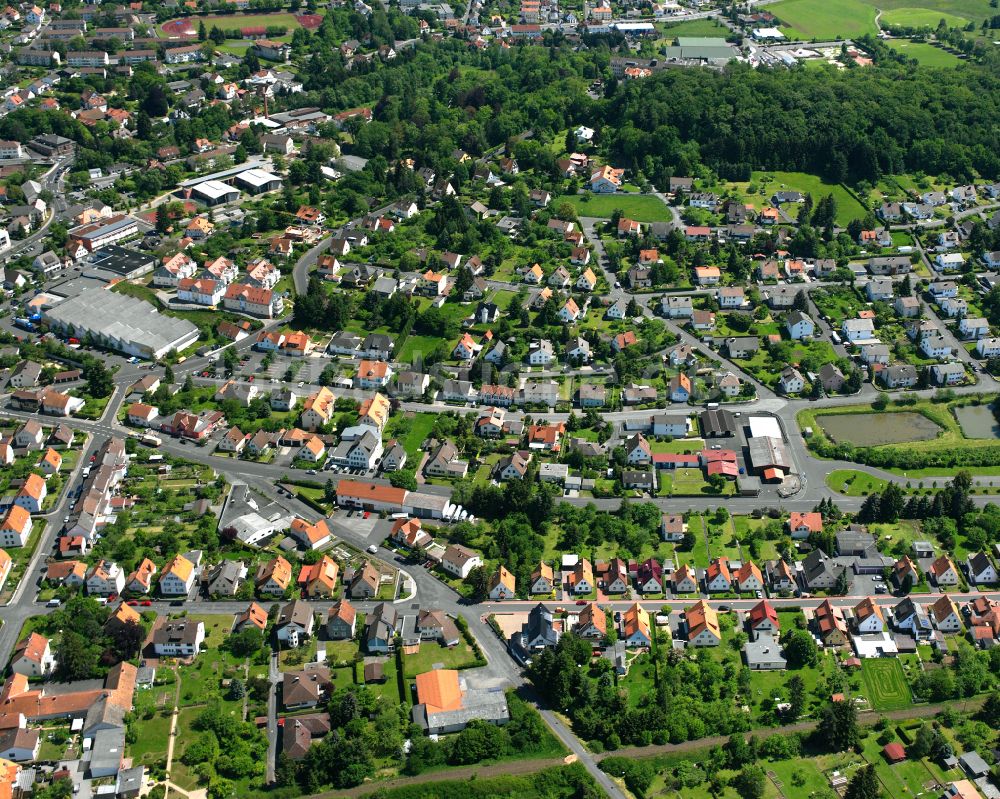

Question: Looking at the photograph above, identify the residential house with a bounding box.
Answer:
[686,600,721,646]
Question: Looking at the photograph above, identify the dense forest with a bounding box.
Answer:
[1,20,998,214]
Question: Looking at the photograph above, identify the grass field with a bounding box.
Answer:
[657,18,730,39]
[861,658,912,711]
[881,7,968,26]
[770,0,878,39]
[557,192,673,223]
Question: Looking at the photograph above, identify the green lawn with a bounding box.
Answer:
[827,469,890,495]
[396,334,445,365]
[390,412,437,462]
[769,0,878,39]
[557,193,673,223]
[670,467,735,496]
[861,658,912,711]
[129,705,173,767]
[885,39,963,65]
[402,641,482,678]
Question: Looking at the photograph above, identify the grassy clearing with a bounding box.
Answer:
[747,171,867,226]
[861,658,912,711]
[885,39,963,65]
[557,193,673,223]
[402,641,482,678]
[769,0,878,39]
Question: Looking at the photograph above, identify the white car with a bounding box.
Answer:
[367,545,378,554]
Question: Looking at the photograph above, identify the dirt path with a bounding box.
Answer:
[310,757,570,798]
[163,667,182,799]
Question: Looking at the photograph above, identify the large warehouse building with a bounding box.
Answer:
[44,287,199,359]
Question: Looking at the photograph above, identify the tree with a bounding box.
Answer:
[564,129,576,155]
[464,566,490,601]
[141,83,168,117]
[817,700,859,752]
[879,482,904,523]
[164,364,175,384]
[198,20,207,41]
[981,691,1000,727]
[84,360,114,398]
[227,678,246,700]
[109,619,144,659]
[786,674,806,719]
[452,265,473,299]
[844,765,881,799]
[731,765,767,799]
[55,631,98,681]
[782,628,818,669]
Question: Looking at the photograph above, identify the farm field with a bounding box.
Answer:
[556,193,673,223]
[861,658,912,711]
[769,0,878,39]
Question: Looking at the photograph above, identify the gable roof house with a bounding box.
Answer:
[686,600,721,646]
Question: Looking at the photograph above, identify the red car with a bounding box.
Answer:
[363,511,370,519]
[576,600,587,606]
[126,600,139,606]
[140,600,152,606]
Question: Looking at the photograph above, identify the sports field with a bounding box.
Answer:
[160,12,319,39]
[881,7,968,26]
[558,193,673,223]
[770,0,879,39]
[861,658,913,711]
[885,39,963,66]
[773,0,991,38]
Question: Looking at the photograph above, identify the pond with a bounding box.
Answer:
[954,405,1000,439]
[819,412,941,446]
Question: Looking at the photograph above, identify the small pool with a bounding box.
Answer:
[954,405,1000,439]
